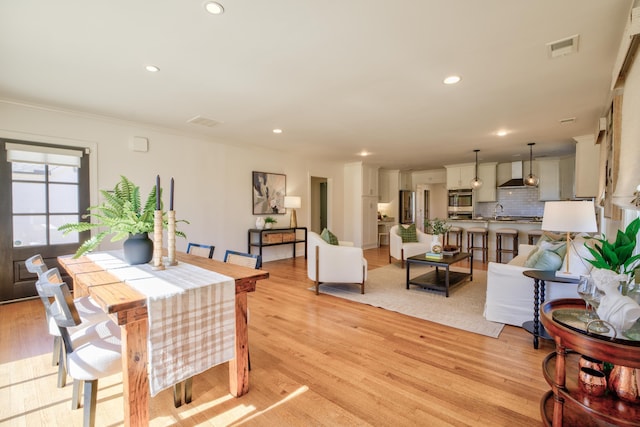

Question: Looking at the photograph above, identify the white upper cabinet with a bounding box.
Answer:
[574,136,599,198]
[537,158,561,201]
[476,162,497,202]
[445,163,475,189]
[362,164,379,196]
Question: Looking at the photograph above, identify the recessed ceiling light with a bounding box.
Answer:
[496,130,508,137]
[204,1,224,14]
[360,151,370,157]
[273,129,282,134]
[443,75,461,85]
[145,65,160,72]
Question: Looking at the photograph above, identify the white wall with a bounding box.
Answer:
[0,100,347,262]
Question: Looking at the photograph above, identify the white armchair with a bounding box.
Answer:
[307,231,368,295]
[389,224,431,268]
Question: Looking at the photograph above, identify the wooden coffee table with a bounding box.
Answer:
[405,252,473,297]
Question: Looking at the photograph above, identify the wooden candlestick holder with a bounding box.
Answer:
[152,210,165,270]
[167,210,178,266]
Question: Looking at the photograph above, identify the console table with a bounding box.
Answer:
[248,226,307,259]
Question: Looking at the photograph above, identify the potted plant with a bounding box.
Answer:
[585,217,640,295]
[58,175,186,264]
[424,218,451,253]
[264,216,277,229]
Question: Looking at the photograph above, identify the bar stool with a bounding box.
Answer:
[378,231,389,247]
[445,226,463,251]
[527,229,544,245]
[496,228,519,263]
[467,227,488,263]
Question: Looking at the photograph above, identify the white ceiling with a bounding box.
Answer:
[0,1,633,170]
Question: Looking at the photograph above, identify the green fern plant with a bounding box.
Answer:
[58,175,187,258]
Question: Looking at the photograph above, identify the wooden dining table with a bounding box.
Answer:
[58,251,269,427]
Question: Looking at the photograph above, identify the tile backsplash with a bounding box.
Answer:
[476,187,545,218]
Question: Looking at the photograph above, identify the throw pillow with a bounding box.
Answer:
[398,224,418,243]
[320,228,339,245]
[528,249,564,270]
[524,240,567,270]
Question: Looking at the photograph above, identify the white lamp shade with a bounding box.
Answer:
[541,201,597,233]
[284,196,301,209]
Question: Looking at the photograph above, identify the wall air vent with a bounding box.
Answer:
[559,117,576,124]
[546,34,580,58]
[187,115,221,127]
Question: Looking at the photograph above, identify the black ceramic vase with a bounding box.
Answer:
[123,233,153,265]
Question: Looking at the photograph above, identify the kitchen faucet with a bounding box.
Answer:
[494,203,504,219]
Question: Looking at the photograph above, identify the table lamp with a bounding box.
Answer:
[541,201,597,279]
[284,196,301,228]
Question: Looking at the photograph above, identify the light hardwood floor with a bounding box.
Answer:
[0,247,554,426]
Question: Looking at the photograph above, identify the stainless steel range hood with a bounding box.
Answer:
[498,161,526,188]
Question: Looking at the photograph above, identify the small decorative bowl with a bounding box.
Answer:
[579,367,607,397]
[579,355,604,374]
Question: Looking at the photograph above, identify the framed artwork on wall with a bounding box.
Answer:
[252,171,286,215]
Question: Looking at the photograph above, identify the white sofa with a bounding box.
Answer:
[307,231,368,294]
[484,243,581,327]
[389,224,431,268]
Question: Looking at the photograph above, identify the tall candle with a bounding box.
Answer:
[170,177,174,211]
[156,175,161,210]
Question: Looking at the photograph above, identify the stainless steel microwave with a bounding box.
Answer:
[448,189,473,208]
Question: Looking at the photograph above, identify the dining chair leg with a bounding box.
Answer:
[173,382,183,407]
[52,336,61,366]
[173,377,193,407]
[57,349,67,388]
[184,377,193,404]
[72,379,82,410]
[83,379,98,427]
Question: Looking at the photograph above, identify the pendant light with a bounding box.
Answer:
[524,142,539,187]
[470,149,483,189]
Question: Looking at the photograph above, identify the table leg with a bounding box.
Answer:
[229,291,250,396]
[406,261,410,289]
[121,318,149,427]
[445,267,450,297]
[533,278,540,349]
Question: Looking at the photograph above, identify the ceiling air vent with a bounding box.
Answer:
[559,117,576,124]
[187,115,221,128]
[546,34,579,58]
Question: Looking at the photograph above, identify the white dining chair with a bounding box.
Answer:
[37,275,122,427]
[25,255,109,387]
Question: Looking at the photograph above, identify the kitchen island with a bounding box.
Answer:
[447,217,542,263]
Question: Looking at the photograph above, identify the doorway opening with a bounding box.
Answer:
[310,176,328,234]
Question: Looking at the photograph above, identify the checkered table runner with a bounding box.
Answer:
[87,251,235,396]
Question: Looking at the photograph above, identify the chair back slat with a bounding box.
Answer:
[37,276,82,353]
[224,250,261,269]
[25,254,48,277]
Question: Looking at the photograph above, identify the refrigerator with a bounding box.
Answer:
[399,190,415,224]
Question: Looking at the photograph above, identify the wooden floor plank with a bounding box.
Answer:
[0,246,554,426]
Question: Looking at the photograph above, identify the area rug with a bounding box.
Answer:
[314,264,504,338]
